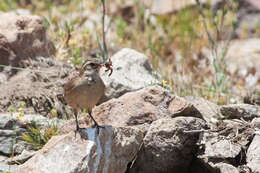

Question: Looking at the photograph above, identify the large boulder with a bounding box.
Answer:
[13,126,143,173]
[129,117,207,173]
[91,86,203,132]
[100,48,161,101]
[0,13,55,66]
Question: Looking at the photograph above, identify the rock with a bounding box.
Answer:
[252,117,260,129]
[214,163,239,173]
[196,119,254,173]
[14,126,143,173]
[247,135,260,172]
[185,96,222,123]
[100,48,161,101]
[220,104,260,120]
[0,57,74,118]
[0,114,16,129]
[7,149,36,164]
[92,86,203,132]
[0,161,18,173]
[0,13,55,66]
[203,139,241,159]
[150,0,208,15]
[129,117,207,173]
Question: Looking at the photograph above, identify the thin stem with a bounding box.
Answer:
[195,0,215,49]
[101,0,108,60]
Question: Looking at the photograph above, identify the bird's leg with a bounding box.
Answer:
[74,109,80,131]
[88,110,104,135]
[73,109,81,138]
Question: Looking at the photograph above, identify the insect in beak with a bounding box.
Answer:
[104,58,113,76]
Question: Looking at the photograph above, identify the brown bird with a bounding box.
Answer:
[64,58,106,134]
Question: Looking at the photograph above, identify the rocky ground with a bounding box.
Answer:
[1,0,260,173]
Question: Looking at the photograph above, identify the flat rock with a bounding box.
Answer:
[129,117,207,173]
[13,126,143,173]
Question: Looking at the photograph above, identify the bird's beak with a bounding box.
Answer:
[98,63,103,69]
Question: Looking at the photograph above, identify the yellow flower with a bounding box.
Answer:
[162,80,167,85]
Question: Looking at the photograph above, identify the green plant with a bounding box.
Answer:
[9,105,15,116]
[115,17,127,38]
[195,0,238,93]
[22,122,59,150]
[17,101,25,119]
[3,170,11,173]
[50,108,58,118]
[0,0,17,11]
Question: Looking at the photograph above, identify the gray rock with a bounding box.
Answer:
[0,137,15,155]
[185,96,222,123]
[14,126,143,173]
[0,114,16,129]
[129,117,206,173]
[100,48,161,101]
[247,135,260,172]
[221,104,260,120]
[0,130,14,137]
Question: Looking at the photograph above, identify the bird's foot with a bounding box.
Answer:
[91,123,105,135]
[74,126,85,138]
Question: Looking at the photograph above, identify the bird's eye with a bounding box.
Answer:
[89,63,98,68]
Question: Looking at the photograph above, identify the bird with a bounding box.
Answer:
[64,58,106,134]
